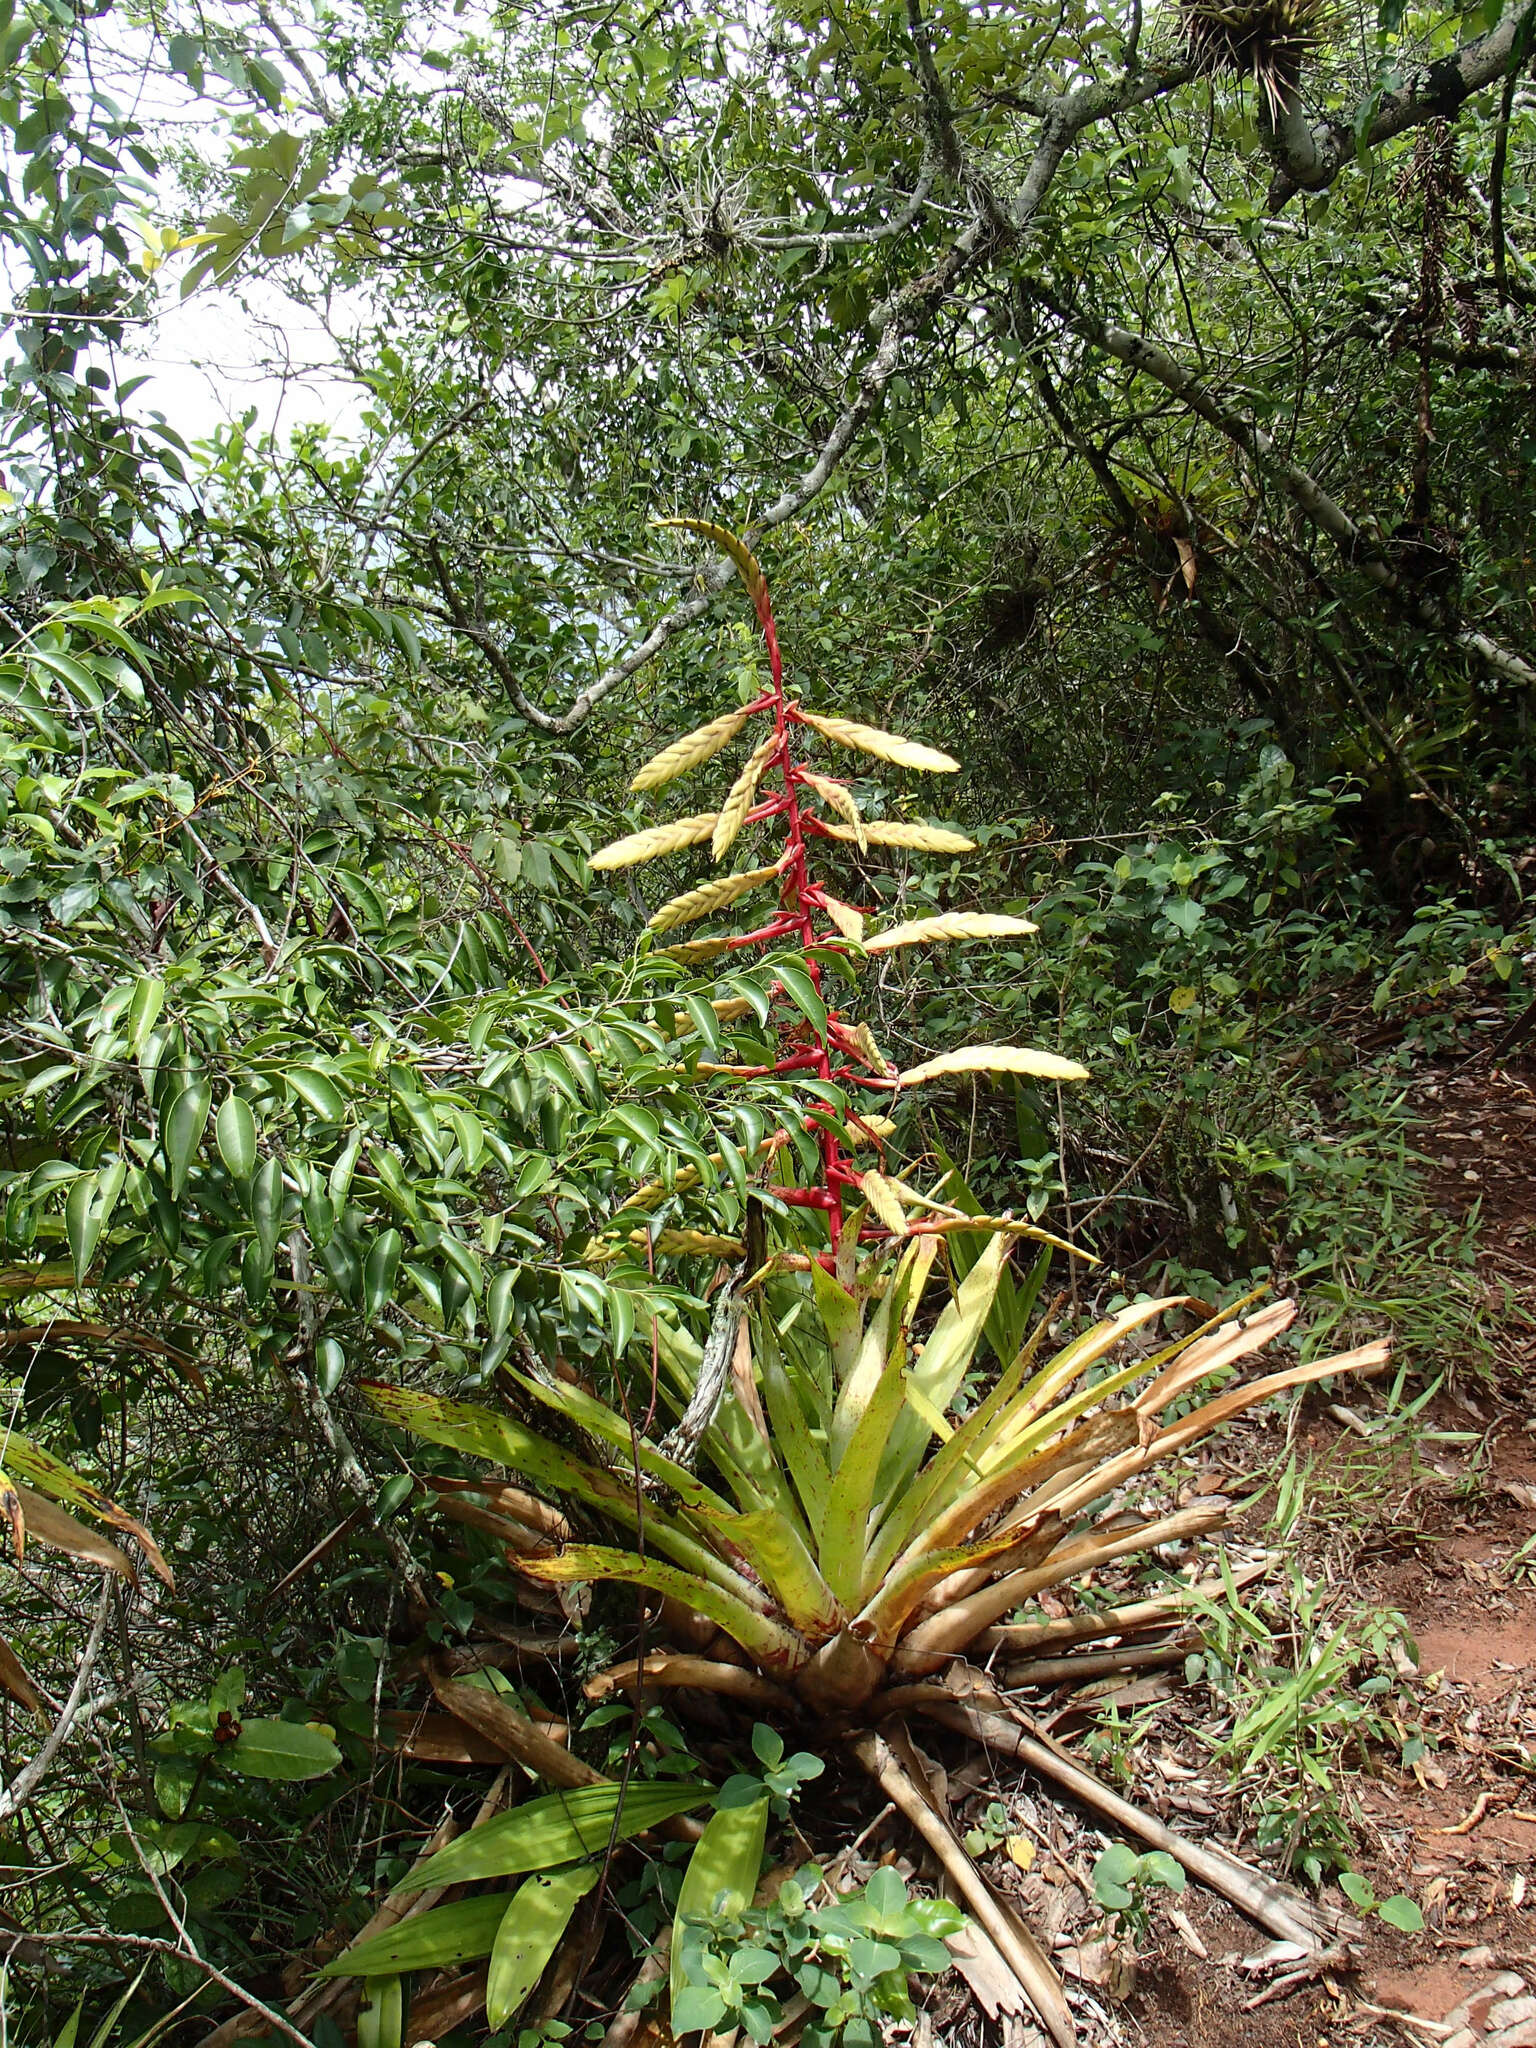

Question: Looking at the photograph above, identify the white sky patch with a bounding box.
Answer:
[121,275,366,449]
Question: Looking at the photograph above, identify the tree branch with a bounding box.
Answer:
[1262,8,1533,207]
[0,1573,113,1824]
[1,1929,318,2047]
[1035,288,1536,687]
[457,242,977,735]
[436,52,1197,737]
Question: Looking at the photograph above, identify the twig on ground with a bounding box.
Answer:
[11,1930,316,2047]
[917,1694,1362,1953]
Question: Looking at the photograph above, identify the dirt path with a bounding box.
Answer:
[936,1043,1536,2048]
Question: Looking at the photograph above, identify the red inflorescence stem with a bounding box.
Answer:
[722,559,895,1253]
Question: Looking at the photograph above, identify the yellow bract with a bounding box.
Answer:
[658,936,734,964]
[898,1045,1089,1086]
[798,769,867,850]
[712,733,780,861]
[818,820,975,853]
[821,895,866,944]
[653,516,768,611]
[858,1170,908,1235]
[631,709,753,791]
[796,707,959,774]
[851,1021,893,1075]
[866,913,1038,954]
[648,865,780,934]
[590,814,719,870]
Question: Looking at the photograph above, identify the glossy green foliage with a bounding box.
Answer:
[673,1862,966,2048]
[671,1795,770,2020]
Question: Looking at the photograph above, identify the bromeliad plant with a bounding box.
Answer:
[349,525,1388,2047]
[365,522,1385,1716]
[364,1272,1384,1715]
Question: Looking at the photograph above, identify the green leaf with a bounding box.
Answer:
[64,1160,126,1286]
[321,1895,512,1977]
[288,1066,347,1121]
[126,977,165,1057]
[250,1154,284,1265]
[486,1866,601,2029]
[356,1976,402,2048]
[770,958,825,1033]
[226,1718,342,1781]
[216,1095,257,1181]
[488,1266,518,1338]
[396,1781,715,1894]
[1376,1895,1423,1932]
[751,1723,784,1768]
[163,1080,211,1199]
[316,1335,346,1396]
[673,1987,728,2037]
[1139,1851,1185,1893]
[374,1473,414,1518]
[363,1230,402,1318]
[672,1796,769,2017]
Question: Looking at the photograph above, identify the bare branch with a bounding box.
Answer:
[465,243,976,736]
[0,1573,113,1825]
[1,1929,318,2048]
[437,54,1196,736]
[1037,290,1536,687]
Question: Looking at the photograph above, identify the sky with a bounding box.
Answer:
[122,277,367,450]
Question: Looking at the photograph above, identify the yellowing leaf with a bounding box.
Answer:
[795,707,958,775]
[631,709,753,792]
[865,913,1038,954]
[899,1046,1089,1087]
[1169,985,1199,1014]
[903,1379,955,1442]
[653,517,768,612]
[590,814,718,870]
[1006,1834,1036,1872]
[648,865,780,934]
[818,820,975,853]
[712,733,780,861]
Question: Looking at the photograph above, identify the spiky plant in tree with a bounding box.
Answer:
[1180,0,1330,113]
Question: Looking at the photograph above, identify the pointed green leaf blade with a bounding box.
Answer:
[396,1782,715,1895]
[321,1895,512,1977]
[487,1866,601,2028]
